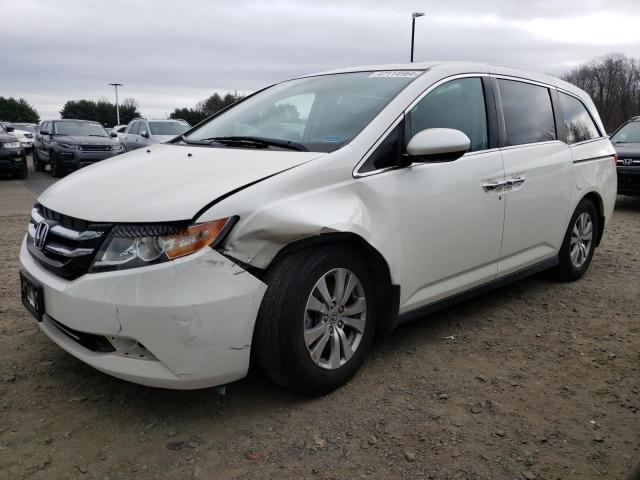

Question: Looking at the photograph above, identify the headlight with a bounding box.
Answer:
[3,142,21,148]
[57,142,78,149]
[90,217,236,272]
[111,143,122,150]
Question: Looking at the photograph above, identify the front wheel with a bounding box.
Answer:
[33,149,44,172]
[553,198,598,281]
[13,162,28,179]
[253,245,376,396]
[50,151,63,178]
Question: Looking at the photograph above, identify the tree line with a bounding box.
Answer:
[59,98,141,126]
[0,97,40,123]
[562,53,640,133]
[169,92,244,125]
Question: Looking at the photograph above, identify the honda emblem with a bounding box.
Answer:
[34,222,50,250]
[622,158,633,166]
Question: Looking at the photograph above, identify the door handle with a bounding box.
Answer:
[504,175,526,190]
[482,180,506,192]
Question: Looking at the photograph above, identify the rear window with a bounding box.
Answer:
[498,79,556,146]
[149,121,190,136]
[558,93,600,144]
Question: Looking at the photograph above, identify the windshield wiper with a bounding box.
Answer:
[182,135,308,152]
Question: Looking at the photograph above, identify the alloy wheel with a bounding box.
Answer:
[570,212,593,268]
[304,268,366,370]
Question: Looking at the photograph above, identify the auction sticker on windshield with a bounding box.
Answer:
[369,71,422,78]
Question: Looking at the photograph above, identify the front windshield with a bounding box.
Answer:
[9,123,36,132]
[149,121,190,136]
[184,71,423,153]
[54,121,109,137]
[611,121,640,144]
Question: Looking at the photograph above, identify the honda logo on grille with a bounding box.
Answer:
[622,158,634,166]
[34,222,50,250]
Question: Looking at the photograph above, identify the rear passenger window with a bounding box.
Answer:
[498,79,556,146]
[558,92,600,144]
[409,78,488,152]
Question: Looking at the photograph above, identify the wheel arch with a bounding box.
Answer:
[582,191,605,246]
[262,232,400,337]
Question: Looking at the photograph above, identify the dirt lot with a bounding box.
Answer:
[0,161,638,480]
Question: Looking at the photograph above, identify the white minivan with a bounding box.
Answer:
[20,62,617,395]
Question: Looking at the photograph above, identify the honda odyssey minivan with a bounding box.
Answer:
[20,62,617,395]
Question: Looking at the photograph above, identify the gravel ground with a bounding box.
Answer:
[0,159,639,479]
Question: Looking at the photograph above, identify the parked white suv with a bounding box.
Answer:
[19,62,617,395]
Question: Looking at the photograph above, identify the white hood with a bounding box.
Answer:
[38,144,323,222]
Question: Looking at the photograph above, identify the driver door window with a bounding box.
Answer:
[408,77,489,152]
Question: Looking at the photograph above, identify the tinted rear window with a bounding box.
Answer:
[498,79,556,146]
[558,92,600,144]
[149,121,190,136]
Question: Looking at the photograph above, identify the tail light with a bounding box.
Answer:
[614,153,619,166]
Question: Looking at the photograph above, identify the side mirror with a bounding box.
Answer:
[5,126,14,133]
[140,130,149,138]
[40,130,50,136]
[406,128,470,162]
[110,131,118,138]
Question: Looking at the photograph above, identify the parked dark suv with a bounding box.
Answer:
[0,123,28,179]
[33,119,123,177]
[610,116,640,196]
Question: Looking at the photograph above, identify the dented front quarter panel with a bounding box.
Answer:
[198,145,405,283]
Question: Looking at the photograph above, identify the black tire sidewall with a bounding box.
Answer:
[277,248,376,394]
[51,151,62,177]
[559,199,598,279]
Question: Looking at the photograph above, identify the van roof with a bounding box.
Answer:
[305,61,586,100]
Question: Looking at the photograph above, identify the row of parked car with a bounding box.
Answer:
[31,118,191,177]
[1,117,191,179]
[0,122,34,179]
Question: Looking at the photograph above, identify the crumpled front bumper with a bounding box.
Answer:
[20,239,267,389]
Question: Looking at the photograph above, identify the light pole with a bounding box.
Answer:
[108,83,123,125]
[411,12,425,63]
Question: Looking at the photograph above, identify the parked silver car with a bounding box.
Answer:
[120,118,190,152]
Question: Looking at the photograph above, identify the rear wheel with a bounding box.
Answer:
[253,245,376,396]
[553,198,598,281]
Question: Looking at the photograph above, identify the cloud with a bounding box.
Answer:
[1,0,639,121]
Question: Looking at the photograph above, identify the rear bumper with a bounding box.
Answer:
[20,239,268,389]
[617,167,640,195]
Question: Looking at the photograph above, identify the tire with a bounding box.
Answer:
[552,198,599,281]
[50,151,63,178]
[13,162,28,179]
[253,245,377,396]
[33,149,44,172]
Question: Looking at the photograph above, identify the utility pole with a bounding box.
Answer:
[411,12,425,63]
[108,83,123,125]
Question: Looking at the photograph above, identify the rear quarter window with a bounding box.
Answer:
[558,92,601,144]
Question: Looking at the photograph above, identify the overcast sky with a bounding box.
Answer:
[2,0,640,122]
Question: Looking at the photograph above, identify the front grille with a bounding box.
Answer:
[618,157,640,167]
[79,144,111,152]
[27,204,111,279]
